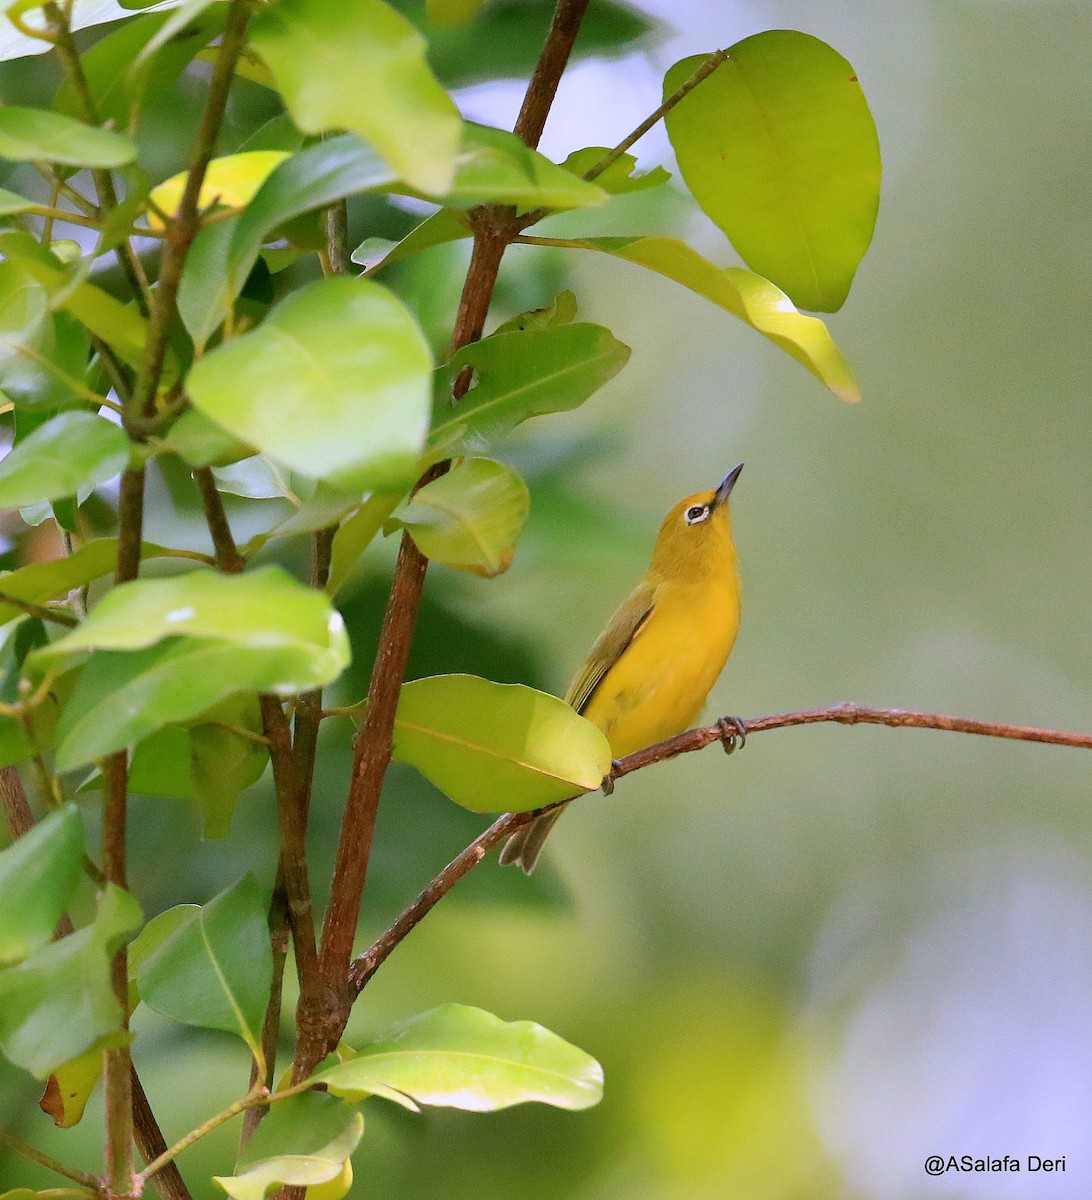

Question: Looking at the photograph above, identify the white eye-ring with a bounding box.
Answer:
[685,504,709,525]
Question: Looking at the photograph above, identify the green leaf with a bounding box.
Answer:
[0,187,37,216]
[326,491,403,597]
[0,411,129,510]
[392,457,529,577]
[545,236,859,402]
[0,805,83,966]
[215,1095,363,1200]
[318,1003,603,1111]
[392,674,611,813]
[249,0,461,193]
[430,323,631,455]
[180,135,399,345]
[187,277,433,489]
[426,123,608,210]
[425,0,484,26]
[492,289,577,335]
[0,107,136,168]
[32,565,349,673]
[162,408,253,469]
[664,35,881,312]
[51,635,299,772]
[559,146,671,194]
[136,875,271,1057]
[0,884,141,1078]
[352,208,470,274]
[148,151,290,226]
[0,538,189,630]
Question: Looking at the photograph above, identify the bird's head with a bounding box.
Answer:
[650,463,743,578]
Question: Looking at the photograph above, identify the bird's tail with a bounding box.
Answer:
[498,807,565,875]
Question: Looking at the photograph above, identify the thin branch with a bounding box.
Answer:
[513,0,590,150]
[193,468,245,573]
[0,1131,99,1189]
[137,1087,266,1187]
[0,592,78,626]
[0,764,34,837]
[348,703,1092,991]
[581,49,728,183]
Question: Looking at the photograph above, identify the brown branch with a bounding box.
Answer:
[348,702,1092,992]
[193,468,245,573]
[513,0,590,150]
[131,1069,190,1200]
[0,764,34,837]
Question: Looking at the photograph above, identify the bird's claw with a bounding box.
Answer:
[717,715,747,755]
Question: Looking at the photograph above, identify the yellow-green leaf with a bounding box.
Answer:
[392,674,611,813]
[148,151,290,227]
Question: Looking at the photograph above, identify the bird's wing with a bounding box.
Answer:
[565,579,656,715]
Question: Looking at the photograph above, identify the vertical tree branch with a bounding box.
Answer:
[307,0,594,1072]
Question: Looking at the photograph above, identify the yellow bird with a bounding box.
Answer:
[501,463,744,873]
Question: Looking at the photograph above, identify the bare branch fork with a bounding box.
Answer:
[347,703,1092,992]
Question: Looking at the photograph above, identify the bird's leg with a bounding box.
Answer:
[601,761,623,795]
[717,715,748,755]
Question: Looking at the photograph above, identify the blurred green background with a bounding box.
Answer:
[2,1,1090,1197]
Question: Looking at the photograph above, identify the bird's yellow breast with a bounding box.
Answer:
[581,574,740,759]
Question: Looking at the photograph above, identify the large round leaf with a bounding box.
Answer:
[665,33,881,312]
[186,277,432,489]
[392,674,612,812]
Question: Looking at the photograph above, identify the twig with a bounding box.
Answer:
[0,591,78,626]
[581,49,728,183]
[193,468,245,573]
[0,764,34,838]
[137,1087,265,1186]
[310,0,595,1074]
[348,703,1092,991]
[0,1131,99,1188]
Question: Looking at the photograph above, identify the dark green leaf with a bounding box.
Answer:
[664,35,881,311]
[136,875,271,1056]
[0,805,83,966]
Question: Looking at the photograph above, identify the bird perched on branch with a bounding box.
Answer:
[501,463,745,873]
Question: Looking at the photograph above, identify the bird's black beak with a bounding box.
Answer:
[713,462,744,509]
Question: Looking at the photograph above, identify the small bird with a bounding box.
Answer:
[500,463,744,873]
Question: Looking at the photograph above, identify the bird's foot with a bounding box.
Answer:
[717,715,748,755]
[601,761,622,795]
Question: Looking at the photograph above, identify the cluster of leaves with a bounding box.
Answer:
[0,0,879,1196]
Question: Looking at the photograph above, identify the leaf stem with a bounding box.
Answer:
[0,590,79,626]
[348,702,1092,991]
[0,1131,99,1188]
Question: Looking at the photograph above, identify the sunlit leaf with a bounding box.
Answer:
[32,565,349,674]
[318,1003,604,1111]
[187,278,433,489]
[391,457,530,577]
[665,35,881,312]
[39,1042,106,1128]
[136,875,271,1057]
[0,411,129,510]
[493,289,577,335]
[162,407,253,469]
[0,884,141,1078]
[326,491,403,597]
[215,1095,363,1200]
[148,151,290,228]
[544,236,859,401]
[0,107,136,168]
[392,674,611,812]
[0,805,83,966]
[431,323,631,455]
[250,0,461,193]
[559,146,671,194]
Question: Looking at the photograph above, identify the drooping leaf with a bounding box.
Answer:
[136,875,271,1057]
[0,411,129,510]
[318,1003,603,1111]
[430,323,631,455]
[544,236,859,401]
[352,208,470,274]
[0,107,136,168]
[148,151,290,227]
[559,146,671,194]
[0,884,141,1078]
[39,1040,108,1128]
[187,278,433,489]
[664,35,881,312]
[31,565,349,675]
[0,539,190,630]
[0,805,83,966]
[249,0,461,193]
[179,135,399,345]
[326,492,404,596]
[423,123,608,210]
[215,1095,363,1200]
[392,674,611,813]
[391,457,530,577]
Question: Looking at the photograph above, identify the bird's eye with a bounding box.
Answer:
[685,504,709,525]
